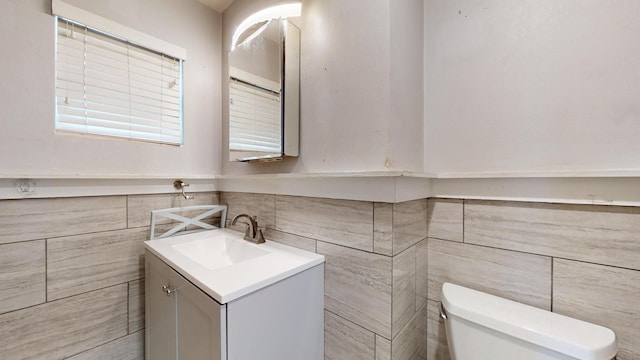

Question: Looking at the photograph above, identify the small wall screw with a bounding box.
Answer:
[14,179,36,195]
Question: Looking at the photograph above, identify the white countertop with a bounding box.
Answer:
[145,228,325,304]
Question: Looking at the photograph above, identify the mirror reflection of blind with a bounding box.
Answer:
[55,18,183,145]
[229,79,282,153]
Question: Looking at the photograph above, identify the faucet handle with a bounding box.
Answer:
[243,223,252,238]
[255,228,265,244]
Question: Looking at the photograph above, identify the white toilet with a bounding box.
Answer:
[440,282,617,360]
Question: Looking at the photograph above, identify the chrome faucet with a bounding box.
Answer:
[230,214,265,244]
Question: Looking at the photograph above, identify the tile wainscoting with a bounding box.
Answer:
[2,191,639,359]
[221,192,429,360]
[0,191,428,359]
[427,199,640,360]
[0,192,219,359]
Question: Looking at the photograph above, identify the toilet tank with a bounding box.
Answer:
[441,283,617,360]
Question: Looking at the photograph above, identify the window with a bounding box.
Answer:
[53,0,185,145]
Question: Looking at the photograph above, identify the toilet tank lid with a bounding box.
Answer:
[441,283,617,360]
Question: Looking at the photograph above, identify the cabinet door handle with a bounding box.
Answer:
[162,284,175,296]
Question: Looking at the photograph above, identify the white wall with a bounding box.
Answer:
[0,0,222,178]
[424,0,640,175]
[390,0,424,173]
[221,0,424,175]
[13,0,635,181]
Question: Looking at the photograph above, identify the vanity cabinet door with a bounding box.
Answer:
[146,252,178,359]
[146,252,226,360]
[176,273,226,360]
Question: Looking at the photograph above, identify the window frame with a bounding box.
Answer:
[52,0,187,145]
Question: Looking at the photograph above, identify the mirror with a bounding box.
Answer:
[228,15,300,162]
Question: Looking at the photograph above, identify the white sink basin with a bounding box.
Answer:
[144,228,325,303]
[172,236,269,270]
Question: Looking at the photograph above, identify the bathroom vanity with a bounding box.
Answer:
[144,229,324,360]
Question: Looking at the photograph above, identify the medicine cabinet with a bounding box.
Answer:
[228,15,300,162]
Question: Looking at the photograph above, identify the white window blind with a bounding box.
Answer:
[55,17,184,145]
[229,79,282,153]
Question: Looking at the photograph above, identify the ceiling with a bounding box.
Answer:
[196,0,235,12]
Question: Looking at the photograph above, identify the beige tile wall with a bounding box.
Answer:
[319,240,393,338]
[325,310,376,360]
[427,238,552,309]
[128,279,145,334]
[0,240,46,314]
[222,192,429,360]
[553,259,640,360]
[426,198,640,360]
[0,191,426,359]
[393,246,416,339]
[276,195,374,251]
[47,228,149,301]
[0,196,127,245]
[9,192,634,359]
[0,192,218,359]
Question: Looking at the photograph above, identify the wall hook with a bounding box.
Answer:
[173,180,195,200]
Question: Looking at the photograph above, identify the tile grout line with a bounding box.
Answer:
[127,281,131,334]
[45,238,48,303]
[462,198,465,244]
[373,332,377,358]
[550,258,554,312]
[325,309,388,341]
[125,195,129,229]
[371,201,375,254]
